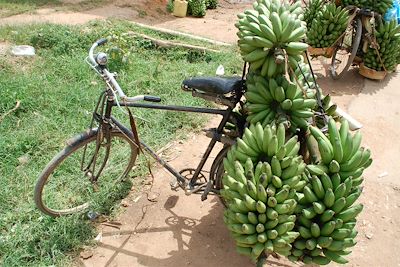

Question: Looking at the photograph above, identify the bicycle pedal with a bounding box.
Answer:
[170,181,180,191]
[201,180,214,201]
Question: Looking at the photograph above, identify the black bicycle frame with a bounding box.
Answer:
[104,96,235,191]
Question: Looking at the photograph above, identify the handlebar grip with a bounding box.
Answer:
[96,38,108,46]
[144,95,161,102]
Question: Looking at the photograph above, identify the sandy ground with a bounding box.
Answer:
[1,1,400,266]
[0,0,249,44]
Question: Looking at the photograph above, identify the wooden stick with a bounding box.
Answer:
[0,100,20,123]
[130,21,232,47]
[127,31,220,53]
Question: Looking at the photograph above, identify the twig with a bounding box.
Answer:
[0,100,20,123]
[127,32,220,53]
[156,142,174,155]
[100,222,122,229]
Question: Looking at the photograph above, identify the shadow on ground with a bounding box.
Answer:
[80,194,297,267]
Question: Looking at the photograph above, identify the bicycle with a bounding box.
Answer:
[34,38,247,217]
[330,6,381,79]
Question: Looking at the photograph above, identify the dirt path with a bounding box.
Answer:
[2,2,400,266]
[79,118,294,267]
[79,115,400,267]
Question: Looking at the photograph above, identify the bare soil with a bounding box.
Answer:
[1,1,400,266]
[0,0,249,44]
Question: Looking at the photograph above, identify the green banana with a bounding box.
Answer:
[319,223,337,239]
[336,204,363,222]
[323,249,349,264]
[311,175,325,199]
[320,209,335,223]
[311,223,321,237]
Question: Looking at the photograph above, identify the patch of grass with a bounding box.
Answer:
[0,21,242,266]
[0,0,109,18]
[166,0,174,13]
[0,0,61,18]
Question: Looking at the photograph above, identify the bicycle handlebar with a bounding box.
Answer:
[144,95,162,102]
[88,39,161,104]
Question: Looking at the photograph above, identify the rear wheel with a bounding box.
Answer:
[34,128,138,217]
[210,146,230,205]
[331,17,362,80]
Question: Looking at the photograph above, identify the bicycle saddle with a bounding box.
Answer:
[182,76,243,95]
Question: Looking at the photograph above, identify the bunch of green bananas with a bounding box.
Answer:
[307,2,350,48]
[286,118,371,264]
[221,123,307,260]
[288,172,363,264]
[307,118,372,179]
[235,0,308,76]
[341,0,394,15]
[245,73,317,130]
[188,0,206,17]
[363,20,400,72]
[303,0,323,28]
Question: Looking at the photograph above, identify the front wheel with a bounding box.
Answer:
[34,128,138,217]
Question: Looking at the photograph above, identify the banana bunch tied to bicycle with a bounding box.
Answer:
[245,72,317,131]
[221,0,373,265]
[303,0,323,28]
[363,19,400,72]
[222,122,307,260]
[341,0,394,15]
[287,118,372,264]
[235,0,308,77]
[306,1,350,48]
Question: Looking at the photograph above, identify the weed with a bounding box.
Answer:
[138,9,147,18]
[29,24,93,55]
[166,0,174,13]
[186,50,213,63]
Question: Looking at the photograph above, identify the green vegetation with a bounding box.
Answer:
[166,0,174,13]
[206,0,218,9]
[0,0,59,17]
[0,0,108,18]
[188,0,207,17]
[0,20,241,266]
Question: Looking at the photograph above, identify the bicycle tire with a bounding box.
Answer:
[331,17,362,80]
[210,146,230,206]
[34,128,138,217]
